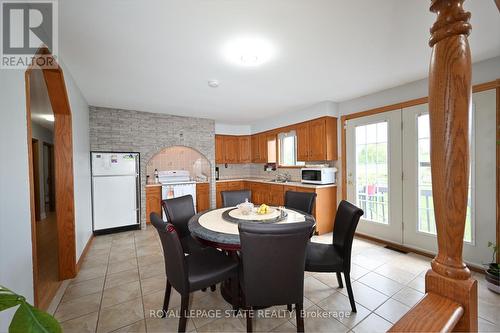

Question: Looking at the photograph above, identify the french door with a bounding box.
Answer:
[346,90,496,266]
[346,110,403,244]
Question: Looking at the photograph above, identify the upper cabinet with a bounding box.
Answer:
[296,117,337,162]
[215,116,337,164]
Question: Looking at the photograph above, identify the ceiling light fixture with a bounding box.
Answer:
[42,114,55,122]
[208,80,219,88]
[223,36,275,67]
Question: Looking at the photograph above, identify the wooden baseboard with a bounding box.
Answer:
[354,233,484,274]
[76,235,94,272]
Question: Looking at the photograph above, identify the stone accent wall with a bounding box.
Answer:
[89,106,215,228]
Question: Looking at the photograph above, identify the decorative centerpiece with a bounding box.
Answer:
[236,199,254,215]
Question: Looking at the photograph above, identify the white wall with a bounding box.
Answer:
[61,61,93,260]
[0,70,34,329]
[214,123,252,135]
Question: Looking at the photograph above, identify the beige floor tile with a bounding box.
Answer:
[109,250,136,263]
[374,263,418,285]
[391,287,424,307]
[59,311,98,333]
[374,299,410,324]
[316,292,370,329]
[62,277,105,302]
[350,264,370,280]
[358,272,404,297]
[82,256,109,269]
[238,306,293,332]
[351,254,384,271]
[102,280,142,308]
[314,272,344,289]
[136,245,161,257]
[105,268,140,289]
[196,316,245,332]
[141,274,167,295]
[338,281,388,311]
[303,276,337,304]
[73,264,108,283]
[146,315,197,332]
[108,258,138,274]
[139,262,165,280]
[406,274,425,293]
[271,320,297,332]
[137,253,164,267]
[300,305,349,332]
[352,313,392,333]
[97,297,144,333]
[111,319,146,332]
[478,317,500,332]
[55,292,102,322]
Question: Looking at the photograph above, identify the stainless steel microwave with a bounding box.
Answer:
[301,167,337,185]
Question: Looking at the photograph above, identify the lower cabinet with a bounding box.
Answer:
[196,183,210,212]
[215,180,337,234]
[146,185,162,224]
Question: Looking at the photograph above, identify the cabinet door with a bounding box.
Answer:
[196,183,210,212]
[251,135,259,162]
[239,136,251,163]
[227,181,243,191]
[224,136,239,163]
[269,185,284,206]
[258,134,268,163]
[308,118,326,161]
[146,186,162,224]
[216,183,228,208]
[266,133,277,163]
[215,135,225,164]
[296,123,309,161]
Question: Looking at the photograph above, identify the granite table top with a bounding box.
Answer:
[188,207,316,248]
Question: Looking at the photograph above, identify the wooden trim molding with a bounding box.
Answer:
[26,47,77,306]
[76,235,94,272]
[497,79,500,264]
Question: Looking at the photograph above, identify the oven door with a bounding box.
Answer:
[301,169,323,184]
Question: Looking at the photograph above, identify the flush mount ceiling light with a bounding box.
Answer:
[42,114,55,122]
[222,36,275,67]
[208,80,219,88]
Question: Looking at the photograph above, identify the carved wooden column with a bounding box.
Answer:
[426,0,477,331]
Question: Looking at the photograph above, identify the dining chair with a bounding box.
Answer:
[238,221,315,332]
[162,195,205,254]
[150,212,239,332]
[221,189,252,207]
[284,191,317,215]
[305,200,363,312]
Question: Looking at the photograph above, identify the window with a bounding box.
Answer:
[278,131,305,167]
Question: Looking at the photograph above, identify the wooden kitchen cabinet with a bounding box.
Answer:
[251,135,259,162]
[268,184,284,206]
[215,135,225,164]
[296,123,309,162]
[216,182,228,208]
[308,118,327,161]
[239,136,251,163]
[266,133,277,163]
[258,134,268,163]
[251,183,270,205]
[146,185,162,224]
[224,136,239,163]
[196,183,210,212]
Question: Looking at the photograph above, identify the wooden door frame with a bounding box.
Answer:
[43,142,56,212]
[26,47,77,307]
[31,138,41,221]
[340,79,500,262]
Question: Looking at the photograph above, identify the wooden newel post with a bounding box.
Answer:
[426,0,477,331]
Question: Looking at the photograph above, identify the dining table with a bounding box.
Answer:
[188,206,316,306]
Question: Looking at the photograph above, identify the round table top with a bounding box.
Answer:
[188,207,315,250]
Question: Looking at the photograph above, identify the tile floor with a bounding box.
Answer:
[52,227,500,333]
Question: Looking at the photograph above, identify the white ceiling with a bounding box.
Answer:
[59,0,500,124]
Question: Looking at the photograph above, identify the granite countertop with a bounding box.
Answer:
[146,180,209,187]
[216,178,337,189]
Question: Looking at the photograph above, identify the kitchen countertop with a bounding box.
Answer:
[146,180,208,187]
[216,178,337,189]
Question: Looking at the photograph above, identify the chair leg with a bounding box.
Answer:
[201,288,207,292]
[287,304,293,312]
[296,302,304,333]
[344,272,357,313]
[178,295,189,333]
[246,307,253,333]
[231,277,239,312]
[336,272,344,288]
[162,280,172,318]
[210,284,216,292]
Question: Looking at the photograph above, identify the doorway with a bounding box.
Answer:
[345,90,497,266]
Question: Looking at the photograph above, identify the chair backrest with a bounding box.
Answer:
[161,195,195,238]
[149,212,189,294]
[221,190,252,207]
[238,221,314,307]
[331,200,364,269]
[284,191,317,215]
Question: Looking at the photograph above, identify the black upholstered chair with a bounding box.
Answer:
[161,195,205,254]
[150,212,239,332]
[221,189,252,207]
[238,221,315,332]
[284,191,317,215]
[305,200,363,312]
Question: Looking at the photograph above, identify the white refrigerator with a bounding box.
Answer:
[91,152,140,232]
